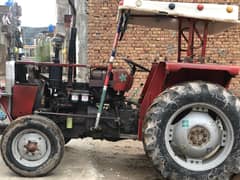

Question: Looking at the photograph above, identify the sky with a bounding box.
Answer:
[0,0,57,27]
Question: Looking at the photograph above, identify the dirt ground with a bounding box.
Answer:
[1,138,240,180]
[0,138,162,180]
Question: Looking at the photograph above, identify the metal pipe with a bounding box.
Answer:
[201,22,209,63]
[67,0,77,85]
[187,20,195,59]
[68,0,76,28]
[177,19,182,62]
[94,13,124,129]
[67,27,77,85]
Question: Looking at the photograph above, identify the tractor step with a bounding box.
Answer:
[120,134,138,140]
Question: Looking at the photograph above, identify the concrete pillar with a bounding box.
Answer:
[0,22,8,77]
[55,0,70,64]
[75,0,88,82]
[55,0,70,36]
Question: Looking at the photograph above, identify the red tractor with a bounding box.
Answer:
[1,0,240,179]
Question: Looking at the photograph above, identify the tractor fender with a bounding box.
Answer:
[138,62,240,140]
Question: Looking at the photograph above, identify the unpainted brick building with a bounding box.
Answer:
[87,0,240,96]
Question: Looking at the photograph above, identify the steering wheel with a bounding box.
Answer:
[123,58,150,75]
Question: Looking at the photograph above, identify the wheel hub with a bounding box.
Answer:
[188,126,210,147]
[165,103,234,171]
[24,141,38,153]
[12,130,51,167]
[171,111,221,159]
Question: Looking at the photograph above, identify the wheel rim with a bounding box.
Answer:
[165,103,234,171]
[11,129,51,168]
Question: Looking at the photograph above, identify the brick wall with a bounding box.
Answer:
[88,0,240,96]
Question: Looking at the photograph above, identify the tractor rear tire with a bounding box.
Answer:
[1,115,64,177]
[143,81,240,180]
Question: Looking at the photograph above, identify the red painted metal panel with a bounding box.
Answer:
[138,62,167,140]
[201,22,208,60]
[112,70,133,92]
[139,63,159,103]
[187,19,195,58]
[12,85,38,119]
[138,62,240,140]
[165,62,240,76]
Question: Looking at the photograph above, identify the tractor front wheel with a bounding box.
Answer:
[143,82,240,179]
[1,115,64,177]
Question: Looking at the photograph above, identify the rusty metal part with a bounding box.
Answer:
[24,141,38,153]
[188,126,210,146]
